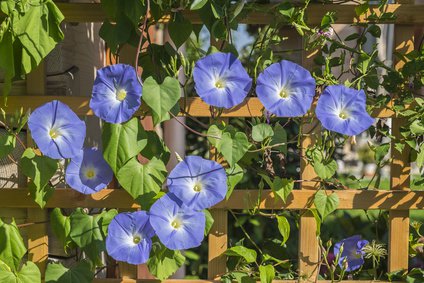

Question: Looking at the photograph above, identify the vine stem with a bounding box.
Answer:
[134,0,151,85]
[168,111,221,140]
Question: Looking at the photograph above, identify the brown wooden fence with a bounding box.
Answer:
[1,1,423,282]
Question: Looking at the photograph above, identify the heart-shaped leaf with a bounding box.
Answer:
[314,190,339,220]
[220,132,250,167]
[45,260,93,283]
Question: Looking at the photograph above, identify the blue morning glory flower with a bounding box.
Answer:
[149,193,205,250]
[90,64,142,124]
[106,211,155,265]
[193,52,252,109]
[316,85,374,136]
[334,235,369,272]
[65,147,113,194]
[167,156,227,210]
[28,100,86,159]
[256,60,316,117]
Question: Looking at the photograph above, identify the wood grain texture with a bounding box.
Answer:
[0,189,423,210]
[2,96,410,118]
[2,3,421,24]
[388,0,414,271]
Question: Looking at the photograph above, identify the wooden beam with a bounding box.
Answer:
[2,3,421,25]
[90,279,403,283]
[0,189,423,210]
[2,96,410,118]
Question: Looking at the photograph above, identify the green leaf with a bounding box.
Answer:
[374,143,390,164]
[276,215,290,245]
[207,124,224,149]
[312,152,337,180]
[0,261,40,283]
[12,0,64,74]
[355,3,369,16]
[226,164,243,199]
[270,124,287,153]
[140,131,171,164]
[314,191,339,220]
[416,143,424,168]
[99,18,132,54]
[273,177,293,204]
[142,76,181,125]
[368,25,381,37]
[309,209,322,236]
[204,209,214,235]
[50,208,72,253]
[0,134,15,159]
[411,120,424,135]
[0,219,26,271]
[20,148,57,208]
[226,272,255,283]
[168,13,192,48]
[259,265,275,283]
[190,0,208,10]
[225,246,257,263]
[97,209,118,237]
[69,209,105,264]
[45,260,93,283]
[407,268,424,283]
[252,123,273,142]
[102,117,147,174]
[220,132,250,167]
[147,241,185,280]
[116,157,167,201]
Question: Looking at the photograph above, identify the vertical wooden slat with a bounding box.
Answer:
[388,0,414,272]
[298,41,320,282]
[208,118,228,280]
[26,62,49,275]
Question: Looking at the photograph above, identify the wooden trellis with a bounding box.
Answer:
[1,1,423,282]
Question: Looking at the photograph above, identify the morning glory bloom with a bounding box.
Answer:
[167,156,227,210]
[65,147,113,194]
[193,52,252,109]
[334,235,369,272]
[106,211,155,265]
[149,193,205,250]
[256,60,316,117]
[316,85,374,136]
[90,64,142,124]
[28,100,86,159]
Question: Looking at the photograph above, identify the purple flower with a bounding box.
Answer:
[256,60,316,117]
[65,147,113,194]
[334,235,369,272]
[167,156,227,210]
[149,193,205,250]
[316,85,374,136]
[193,52,252,109]
[90,64,142,124]
[106,211,155,265]
[28,100,86,159]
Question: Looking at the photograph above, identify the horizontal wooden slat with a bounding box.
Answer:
[1,3,421,25]
[3,96,407,118]
[1,188,423,210]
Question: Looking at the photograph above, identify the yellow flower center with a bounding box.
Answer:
[49,129,60,139]
[133,235,141,244]
[193,182,202,192]
[116,89,127,101]
[215,79,225,89]
[171,218,182,229]
[339,111,349,119]
[85,169,96,179]
[279,89,289,98]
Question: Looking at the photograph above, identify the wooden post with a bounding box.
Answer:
[387,0,414,273]
[208,118,228,280]
[26,62,49,275]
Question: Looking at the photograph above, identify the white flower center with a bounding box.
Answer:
[193,181,202,192]
[171,218,183,229]
[215,79,226,89]
[116,89,127,101]
[49,128,61,139]
[279,87,290,99]
[339,110,350,120]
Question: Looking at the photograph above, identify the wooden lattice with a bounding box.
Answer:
[1,1,422,282]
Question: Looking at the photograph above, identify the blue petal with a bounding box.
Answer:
[334,235,367,271]
[28,100,86,159]
[316,85,374,136]
[193,52,252,109]
[149,193,205,250]
[90,64,142,124]
[106,211,154,264]
[256,60,316,117]
[167,156,227,210]
[65,147,113,194]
